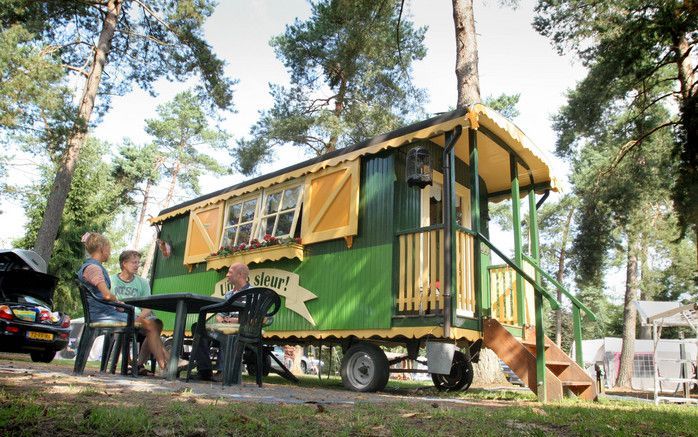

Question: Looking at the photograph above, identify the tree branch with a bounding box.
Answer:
[132,0,178,36]
[596,120,679,182]
[62,64,90,77]
[115,28,171,47]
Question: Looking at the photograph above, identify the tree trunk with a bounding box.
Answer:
[674,33,696,102]
[555,207,574,346]
[133,157,163,248]
[452,0,481,108]
[33,0,122,263]
[141,161,181,278]
[132,178,153,249]
[326,76,347,154]
[472,348,507,385]
[615,233,640,388]
[672,32,698,265]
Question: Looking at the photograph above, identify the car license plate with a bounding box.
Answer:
[13,310,36,321]
[27,331,53,341]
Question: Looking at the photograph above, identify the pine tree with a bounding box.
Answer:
[233,0,427,175]
[1,0,235,263]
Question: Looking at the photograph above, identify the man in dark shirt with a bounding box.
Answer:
[192,262,249,380]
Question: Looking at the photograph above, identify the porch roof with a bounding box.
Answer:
[150,105,559,224]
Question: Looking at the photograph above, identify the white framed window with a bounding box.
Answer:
[219,180,305,249]
[258,183,304,239]
[221,194,261,247]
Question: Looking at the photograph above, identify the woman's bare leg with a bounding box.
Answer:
[140,319,168,369]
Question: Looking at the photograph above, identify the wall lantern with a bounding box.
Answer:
[406,146,433,188]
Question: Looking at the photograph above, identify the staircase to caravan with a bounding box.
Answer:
[483,318,597,401]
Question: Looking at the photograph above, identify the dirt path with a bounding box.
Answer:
[0,356,525,408]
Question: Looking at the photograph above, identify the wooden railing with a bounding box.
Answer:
[489,262,536,326]
[489,265,518,325]
[395,226,476,317]
[455,229,476,316]
[396,227,444,315]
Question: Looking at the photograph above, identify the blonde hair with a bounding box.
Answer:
[82,232,110,255]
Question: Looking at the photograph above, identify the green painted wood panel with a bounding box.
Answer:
[151,153,396,333]
[153,214,208,279]
[151,147,493,334]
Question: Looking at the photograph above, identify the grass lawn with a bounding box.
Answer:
[1,353,696,436]
[1,378,697,436]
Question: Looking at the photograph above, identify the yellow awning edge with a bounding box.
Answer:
[149,106,559,224]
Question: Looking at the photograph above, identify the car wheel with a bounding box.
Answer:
[431,351,473,391]
[340,342,389,392]
[300,361,308,374]
[30,350,55,363]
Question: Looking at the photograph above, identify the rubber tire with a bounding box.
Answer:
[300,361,308,374]
[30,350,55,363]
[246,351,271,376]
[340,342,389,392]
[431,351,473,391]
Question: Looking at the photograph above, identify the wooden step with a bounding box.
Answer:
[545,360,571,373]
[521,340,550,350]
[561,380,593,388]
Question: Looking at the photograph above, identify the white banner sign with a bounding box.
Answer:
[213,269,317,326]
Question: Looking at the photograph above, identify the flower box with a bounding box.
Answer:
[206,243,304,271]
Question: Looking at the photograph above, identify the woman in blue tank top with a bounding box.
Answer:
[76,232,128,322]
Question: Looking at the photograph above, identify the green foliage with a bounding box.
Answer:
[0,0,235,112]
[534,0,698,237]
[0,23,76,173]
[234,0,427,174]
[111,141,162,206]
[483,93,520,119]
[14,138,143,315]
[145,90,230,196]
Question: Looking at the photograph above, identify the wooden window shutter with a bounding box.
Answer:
[300,159,360,245]
[183,202,224,265]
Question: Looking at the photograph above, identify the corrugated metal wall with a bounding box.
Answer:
[151,145,491,333]
[152,152,396,332]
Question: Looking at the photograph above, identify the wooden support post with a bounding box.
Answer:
[529,189,546,402]
[510,156,525,324]
[572,305,583,367]
[469,128,485,319]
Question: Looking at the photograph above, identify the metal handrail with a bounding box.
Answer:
[476,233,560,310]
[521,253,597,321]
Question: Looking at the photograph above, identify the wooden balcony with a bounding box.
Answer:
[395,227,476,317]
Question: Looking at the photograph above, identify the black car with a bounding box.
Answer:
[0,249,70,363]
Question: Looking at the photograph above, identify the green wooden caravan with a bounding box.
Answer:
[149,105,597,401]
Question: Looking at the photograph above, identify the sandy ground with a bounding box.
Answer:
[0,354,525,408]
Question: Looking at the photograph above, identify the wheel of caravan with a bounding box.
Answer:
[340,342,389,392]
[431,351,473,391]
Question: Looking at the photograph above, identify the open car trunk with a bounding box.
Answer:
[0,270,58,307]
[0,249,57,307]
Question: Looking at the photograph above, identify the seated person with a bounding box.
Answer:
[191,262,250,380]
[77,233,128,324]
[111,250,184,374]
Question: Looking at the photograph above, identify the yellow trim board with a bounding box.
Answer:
[205,244,304,271]
[263,326,481,342]
[150,105,560,224]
